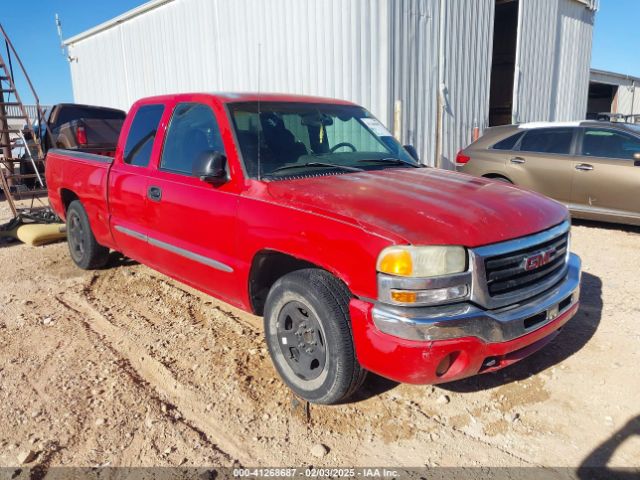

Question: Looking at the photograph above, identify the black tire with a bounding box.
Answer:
[264,268,367,404]
[66,200,110,270]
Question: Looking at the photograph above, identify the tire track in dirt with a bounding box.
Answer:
[55,292,264,466]
[74,267,536,466]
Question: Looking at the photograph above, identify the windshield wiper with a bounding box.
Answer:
[268,162,364,175]
[357,158,422,168]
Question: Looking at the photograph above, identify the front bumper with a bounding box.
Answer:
[350,254,581,384]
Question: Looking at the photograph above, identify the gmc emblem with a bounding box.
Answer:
[523,248,556,271]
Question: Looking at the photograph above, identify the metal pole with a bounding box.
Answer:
[0,89,13,174]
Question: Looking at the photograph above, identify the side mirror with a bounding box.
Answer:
[403,144,420,163]
[193,150,228,185]
[634,152,640,166]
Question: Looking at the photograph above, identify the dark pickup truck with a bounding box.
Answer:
[34,103,126,156]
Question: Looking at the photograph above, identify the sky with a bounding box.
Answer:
[1,0,639,106]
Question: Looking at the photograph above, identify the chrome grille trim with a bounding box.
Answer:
[470,220,571,310]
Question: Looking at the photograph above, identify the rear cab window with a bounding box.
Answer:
[580,128,640,160]
[123,104,165,167]
[519,128,575,155]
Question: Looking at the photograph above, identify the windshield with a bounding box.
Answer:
[228,102,418,179]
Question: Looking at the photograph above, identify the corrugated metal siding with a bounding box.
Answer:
[549,0,594,120]
[515,0,594,122]
[389,0,439,165]
[439,0,494,169]
[66,0,595,170]
[514,0,559,123]
[68,25,128,109]
[616,85,639,115]
[68,0,392,124]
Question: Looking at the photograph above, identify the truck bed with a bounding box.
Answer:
[45,148,114,247]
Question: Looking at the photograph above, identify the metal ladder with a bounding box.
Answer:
[0,23,52,218]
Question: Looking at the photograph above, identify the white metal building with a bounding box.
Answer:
[64,0,597,168]
[588,69,639,121]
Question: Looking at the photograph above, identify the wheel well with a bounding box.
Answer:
[60,189,80,212]
[249,251,317,316]
[483,173,512,183]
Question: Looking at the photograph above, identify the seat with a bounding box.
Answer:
[259,113,307,165]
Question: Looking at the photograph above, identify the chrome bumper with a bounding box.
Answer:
[371,253,581,343]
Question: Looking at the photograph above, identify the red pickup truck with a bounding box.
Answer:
[46,93,582,404]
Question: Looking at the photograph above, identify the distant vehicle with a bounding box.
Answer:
[19,103,126,187]
[589,112,626,122]
[46,93,581,404]
[458,121,640,226]
[35,103,126,156]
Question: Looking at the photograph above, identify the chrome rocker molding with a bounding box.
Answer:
[114,225,233,273]
[372,253,581,343]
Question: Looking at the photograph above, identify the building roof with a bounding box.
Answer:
[64,0,174,46]
[590,68,640,87]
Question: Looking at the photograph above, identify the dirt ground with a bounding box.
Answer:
[1,197,639,474]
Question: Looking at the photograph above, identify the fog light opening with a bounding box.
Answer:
[480,356,501,372]
[436,352,458,377]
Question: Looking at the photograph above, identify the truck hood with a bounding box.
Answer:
[265,168,568,247]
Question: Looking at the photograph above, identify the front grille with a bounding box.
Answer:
[484,232,569,297]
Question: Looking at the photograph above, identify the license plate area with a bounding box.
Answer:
[522,292,575,332]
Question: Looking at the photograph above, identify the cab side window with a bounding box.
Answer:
[160,103,225,175]
[123,104,165,167]
[581,129,640,160]
[519,128,574,155]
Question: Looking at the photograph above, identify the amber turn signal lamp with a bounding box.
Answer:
[390,290,418,304]
[377,249,413,276]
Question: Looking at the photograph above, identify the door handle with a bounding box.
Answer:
[510,157,526,164]
[575,163,594,171]
[147,186,162,201]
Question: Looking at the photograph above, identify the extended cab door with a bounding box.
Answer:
[143,100,240,303]
[108,103,166,262]
[570,127,640,220]
[505,127,577,204]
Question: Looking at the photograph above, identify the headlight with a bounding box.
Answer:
[377,246,467,277]
[377,245,471,307]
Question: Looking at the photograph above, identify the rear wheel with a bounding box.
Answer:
[264,269,367,404]
[66,200,110,270]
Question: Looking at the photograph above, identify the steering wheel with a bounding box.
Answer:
[330,142,357,153]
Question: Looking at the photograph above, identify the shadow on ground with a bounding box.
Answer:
[438,271,603,393]
[105,251,139,269]
[577,415,640,480]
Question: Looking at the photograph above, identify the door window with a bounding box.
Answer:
[160,103,225,175]
[581,129,640,160]
[519,128,574,155]
[123,104,165,167]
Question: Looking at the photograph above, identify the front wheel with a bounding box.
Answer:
[66,200,110,270]
[264,269,367,404]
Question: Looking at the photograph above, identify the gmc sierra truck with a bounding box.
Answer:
[46,93,582,404]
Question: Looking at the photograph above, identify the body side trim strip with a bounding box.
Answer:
[113,225,233,273]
